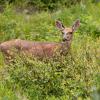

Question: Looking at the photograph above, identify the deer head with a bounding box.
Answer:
[56,19,80,42]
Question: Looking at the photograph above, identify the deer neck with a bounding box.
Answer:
[60,40,72,55]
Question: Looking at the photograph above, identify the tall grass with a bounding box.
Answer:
[0,4,100,100]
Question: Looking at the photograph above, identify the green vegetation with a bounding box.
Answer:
[0,1,100,100]
[0,0,85,11]
[0,0,99,11]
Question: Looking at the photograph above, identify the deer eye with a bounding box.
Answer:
[69,32,72,34]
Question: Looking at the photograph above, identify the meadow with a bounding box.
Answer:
[0,2,100,100]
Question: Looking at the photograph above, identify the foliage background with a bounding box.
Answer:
[0,0,100,100]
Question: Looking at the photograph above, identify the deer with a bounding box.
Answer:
[0,19,80,60]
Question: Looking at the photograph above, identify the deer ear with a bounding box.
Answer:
[55,20,65,30]
[72,19,80,32]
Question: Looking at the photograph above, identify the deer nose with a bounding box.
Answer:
[62,38,67,42]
